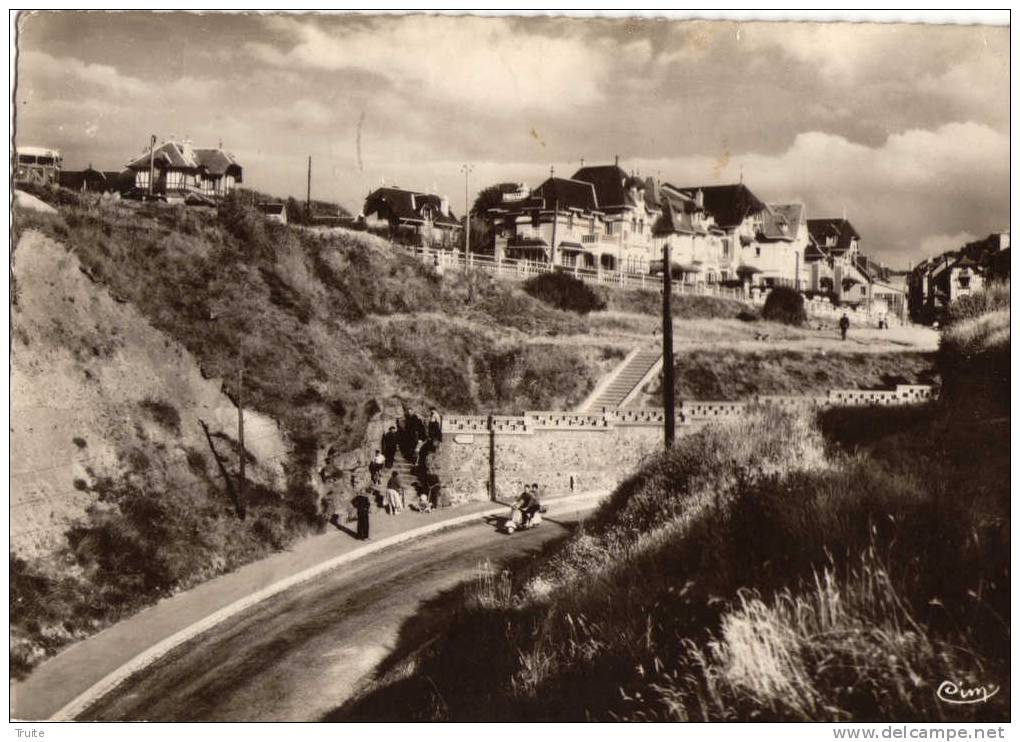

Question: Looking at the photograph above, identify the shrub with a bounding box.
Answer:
[523,273,606,315]
[761,286,806,326]
[944,281,1010,326]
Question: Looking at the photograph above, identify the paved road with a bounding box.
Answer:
[79,506,593,721]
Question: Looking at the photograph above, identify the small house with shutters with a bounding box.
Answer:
[126,140,242,200]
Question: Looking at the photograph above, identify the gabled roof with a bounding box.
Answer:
[533,177,599,212]
[759,203,804,242]
[653,190,708,237]
[363,186,459,225]
[807,218,860,255]
[126,141,242,180]
[193,148,241,176]
[664,183,768,229]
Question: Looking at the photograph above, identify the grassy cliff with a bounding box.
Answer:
[339,288,1009,722]
[9,190,612,677]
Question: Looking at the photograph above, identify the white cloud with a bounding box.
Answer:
[245,15,633,110]
[919,232,977,257]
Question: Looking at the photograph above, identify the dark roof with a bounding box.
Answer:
[126,141,242,181]
[804,239,830,262]
[363,186,459,225]
[653,190,707,237]
[193,148,241,176]
[759,203,804,242]
[570,164,632,209]
[807,218,860,255]
[533,177,598,212]
[664,183,768,229]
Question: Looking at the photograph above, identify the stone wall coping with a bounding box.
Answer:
[441,384,934,438]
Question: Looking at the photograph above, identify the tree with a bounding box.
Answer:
[470,182,523,254]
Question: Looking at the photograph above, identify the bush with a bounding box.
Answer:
[762,286,807,326]
[523,273,606,315]
[944,281,1010,326]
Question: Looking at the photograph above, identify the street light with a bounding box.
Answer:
[460,163,474,263]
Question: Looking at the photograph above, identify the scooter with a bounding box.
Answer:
[503,504,544,534]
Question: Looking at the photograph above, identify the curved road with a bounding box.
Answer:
[79,506,593,721]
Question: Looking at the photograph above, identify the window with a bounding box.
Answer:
[755,247,762,257]
[18,155,37,164]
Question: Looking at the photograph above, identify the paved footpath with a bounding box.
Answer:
[12,497,589,721]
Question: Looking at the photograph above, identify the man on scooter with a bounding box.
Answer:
[523,483,542,526]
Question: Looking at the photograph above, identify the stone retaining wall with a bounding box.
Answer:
[437,384,935,503]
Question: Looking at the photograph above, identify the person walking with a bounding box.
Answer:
[427,407,443,443]
[381,427,398,468]
[386,471,404,515]
[352,489,372,540]
[369,449,385,485]
[839,313,850,341]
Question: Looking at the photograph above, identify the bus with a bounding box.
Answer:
[14,146,62,187]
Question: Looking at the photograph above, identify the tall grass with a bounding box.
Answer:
[344,380,1008,721]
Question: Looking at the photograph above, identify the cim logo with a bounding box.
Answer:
[936,680,1000,705]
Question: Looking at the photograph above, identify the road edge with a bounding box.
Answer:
[47,490,607,721]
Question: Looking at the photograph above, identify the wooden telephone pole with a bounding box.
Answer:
[147,134,156,198]
[662,242,676,449]
[306,156,312,219]
[237,342,246,519]
[461,164,474,262]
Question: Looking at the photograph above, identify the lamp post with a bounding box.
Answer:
[460,164,474,264]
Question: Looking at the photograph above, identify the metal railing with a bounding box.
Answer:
[401,243,748,301]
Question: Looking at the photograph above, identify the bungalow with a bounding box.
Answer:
[126,139,242,200]
[362,186,461,248]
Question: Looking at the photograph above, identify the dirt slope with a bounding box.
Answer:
[11,230,289,558]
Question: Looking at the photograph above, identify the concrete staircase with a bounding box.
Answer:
[582,347,663,411]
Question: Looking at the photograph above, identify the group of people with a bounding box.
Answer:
[350,407,444,541]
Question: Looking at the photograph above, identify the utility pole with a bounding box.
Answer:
[461,164,474,262]
[306,156,312,220]
[237,342,246,519]
[662,242,676,449]
[147,134,156,198]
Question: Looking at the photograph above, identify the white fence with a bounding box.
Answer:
[442,384,936,436]
[400,244,747,301]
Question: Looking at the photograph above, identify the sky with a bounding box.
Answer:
[14,11,1009,267]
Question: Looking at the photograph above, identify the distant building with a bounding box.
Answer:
[665,183,771,285]
[807,218,866,303]
[58,166,133,194]
[907,230,1009,321]
[258,202,287,225]
[126,139,242,200]
[490,161,662,274]
[362,186,461,248]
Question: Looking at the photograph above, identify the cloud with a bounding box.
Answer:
[18,50,220,103]
[245,15,638,110]
[918,232,978,257]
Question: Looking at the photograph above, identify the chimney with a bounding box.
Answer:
[614,154,619,167]
[695,189,704,209]
[440,195,450,217]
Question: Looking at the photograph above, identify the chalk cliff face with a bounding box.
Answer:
[11,229,290,558]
